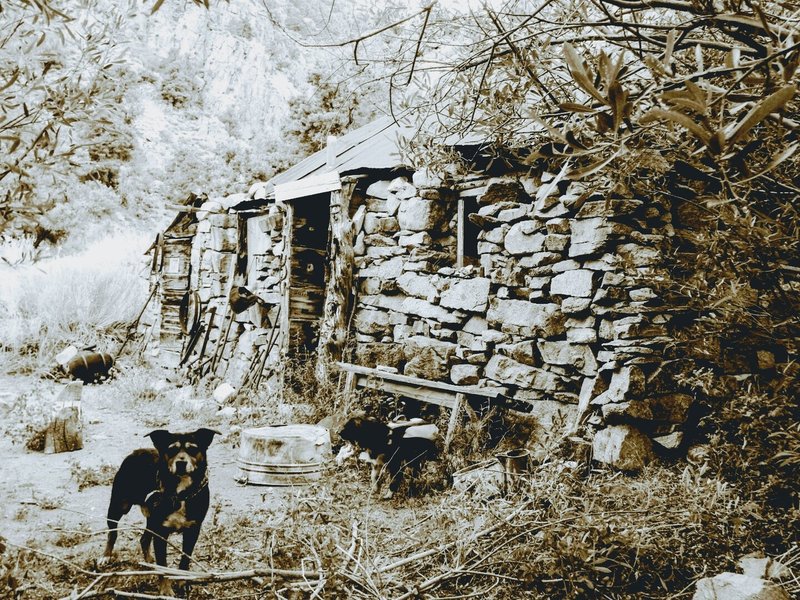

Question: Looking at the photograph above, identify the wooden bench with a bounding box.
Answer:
[336,362,508,450]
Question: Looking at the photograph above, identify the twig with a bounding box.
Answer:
[148,564,324,582]
[103,591,179,600]
[378,500,534,573]
[71,575,104,600]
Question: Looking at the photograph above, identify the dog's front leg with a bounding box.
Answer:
[151,529,174,596]
[179,526,201,571]
[139,528,154,564]
[369,463,380,494]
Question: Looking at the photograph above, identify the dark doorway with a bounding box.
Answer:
[287,193,330,356]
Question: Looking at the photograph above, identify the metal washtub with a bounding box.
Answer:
[237,424,331,486]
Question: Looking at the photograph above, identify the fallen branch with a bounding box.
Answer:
[100,591,179,600]
[143,563,324,583]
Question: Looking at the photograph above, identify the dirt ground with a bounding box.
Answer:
[0,373,381,598]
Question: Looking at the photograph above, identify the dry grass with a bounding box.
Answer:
[0,233,150,376]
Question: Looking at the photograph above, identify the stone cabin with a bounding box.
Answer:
[150,116,695,469]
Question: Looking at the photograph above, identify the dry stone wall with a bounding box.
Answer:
[350,169,682,466]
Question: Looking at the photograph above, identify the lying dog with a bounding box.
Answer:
[100,428,219,594]
[338,416,438,500]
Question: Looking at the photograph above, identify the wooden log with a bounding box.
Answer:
[315,177,360,382]
[44,383,84,454]
[44,406,83,453]
[280,202,293,362]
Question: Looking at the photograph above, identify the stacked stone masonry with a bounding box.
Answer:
[166,168,689,469]
[348,171,679,468]
[186,199,285,387]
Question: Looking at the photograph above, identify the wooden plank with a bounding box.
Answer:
[343,370,356,402]
[444,393,464,452]
[337,361,507,399]
[236,214,248,277]
[275,171,341,202]
[315,178,357,382]
[457,197,465,269]
[354,375,456,409]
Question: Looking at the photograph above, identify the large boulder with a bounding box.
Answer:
[487,299,564,336]
[440,277,490,313]
[503,221,546,255]
[354,309,391,335]
[569,217,611,257]
[591,365,646,404]
[397,272,438,302]
[404,343,454,380]
[537,341,598,376]
[364,214,399,235]
[359,256,404,279]
[398,197,445,231]
[484,355,569,391]
[551,269,595,297]
[451,364,480,385]
[692,573,789,600]
[354,343,404,370]
[592,425,654,471]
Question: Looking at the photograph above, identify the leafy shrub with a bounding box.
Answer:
[156,52,204,109]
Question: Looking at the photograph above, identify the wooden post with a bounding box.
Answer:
[315,177,360,383]
[280,202,293,364]
[444,393,465,453]
[456,197,465,269]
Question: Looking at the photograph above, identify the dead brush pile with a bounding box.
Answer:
[193,462,796,599]
[8,458,797,599]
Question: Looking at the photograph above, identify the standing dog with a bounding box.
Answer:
[338,416,438,499]
[100,428,219,594]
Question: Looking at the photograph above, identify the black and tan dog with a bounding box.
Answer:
[338,416,438,500]
[100,428,219,593]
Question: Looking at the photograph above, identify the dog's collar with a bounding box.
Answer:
[180,472,209,501]
[155,471,209,502]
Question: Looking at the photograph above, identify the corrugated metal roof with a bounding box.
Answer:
[263,115,491,200]
[266,116,409,195]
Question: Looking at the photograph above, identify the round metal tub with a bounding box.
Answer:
[237,424,331,486]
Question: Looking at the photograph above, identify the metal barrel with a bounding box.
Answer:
[65,352,114,384]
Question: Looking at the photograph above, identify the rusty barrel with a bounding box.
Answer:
[66,352,114,384]
[237,425,331,486]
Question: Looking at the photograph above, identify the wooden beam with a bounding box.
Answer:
[336,361,507,399]
[280,202,293,360]
[315,178,358,382]
[353,374,456,409]
[275,172,341,202]
[457,197,465,269]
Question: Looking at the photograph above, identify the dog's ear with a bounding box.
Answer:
[193,428,220,449]
[146,429,172,452]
